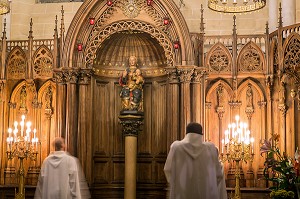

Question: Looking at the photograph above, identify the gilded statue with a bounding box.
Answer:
[119,56,144,112]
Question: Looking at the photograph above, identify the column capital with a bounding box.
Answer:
[176,66,194,83]
[119,112,144,137]
[53,67,79,84]
[193,67,207,83]
[165,67,179,84]
[78,68,93,85]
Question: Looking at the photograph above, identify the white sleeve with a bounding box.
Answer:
[164,142,176,183]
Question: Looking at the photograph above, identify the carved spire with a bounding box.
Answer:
[54,15,58,39]
[60,6,65,43]
[2,18,6,40]
[265,21,269,35]
[278,3,282,28]
[233,15,237,36]
[28,18,33,39]
[60,6,65,68]
[200,4,205,34]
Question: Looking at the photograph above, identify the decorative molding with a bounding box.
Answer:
[228,100,242,109]
[85,20,174,68]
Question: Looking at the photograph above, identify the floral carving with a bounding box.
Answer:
[7,48,26,79]
[33,47,53,78]
[284,37,300,71]
[239,43,263,72]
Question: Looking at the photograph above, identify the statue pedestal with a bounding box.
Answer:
[119,111,144,199]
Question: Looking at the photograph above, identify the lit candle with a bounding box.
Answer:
[250,137,254,153]
[20,122,24,137]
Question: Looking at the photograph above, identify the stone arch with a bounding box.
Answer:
[32,45,53,79]
[63,0,194,68]
[282,32,300,71]
[237,41,265,73]
[6,46,27,79]
[206,42,232,74]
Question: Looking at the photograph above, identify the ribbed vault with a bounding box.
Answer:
[93,30,167,69]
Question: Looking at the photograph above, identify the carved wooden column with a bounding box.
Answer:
[205,102,212,142]
[278,75,288,152]
[166,67,180,146]
[0,80,6,184]
[65,69,79,156]
[216,83,225,151]
[177,66,194,138]
[44,86,54,155]
[53,69,67,139]
[1,20,7,79]
[192,67,206,123]
[119,113,144,199]
[245,84,254,188]
[77,69,93,183]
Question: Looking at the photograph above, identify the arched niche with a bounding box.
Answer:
[63,0,194,69]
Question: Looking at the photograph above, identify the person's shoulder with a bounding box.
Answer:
[203,141,217,149]
[170,140,187,149]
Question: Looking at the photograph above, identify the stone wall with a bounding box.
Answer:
[0,0,299,39]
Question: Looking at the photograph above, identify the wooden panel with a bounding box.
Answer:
[137,161,152,183]
[138,83,152,155]
[113,83,124,155]
[155,160,167,183]
[93,80,111,155]
[153,81,167,155]
[112,161,125,183]
[94,161,109,184]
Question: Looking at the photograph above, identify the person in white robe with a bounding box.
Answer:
[164,122,227,199]
[34,137,91,199]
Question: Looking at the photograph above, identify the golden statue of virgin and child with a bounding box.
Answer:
[119,56,144,112]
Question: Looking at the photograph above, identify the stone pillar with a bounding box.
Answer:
[282,0,296,27]
[269,0,278,32]
[119,112,144,199]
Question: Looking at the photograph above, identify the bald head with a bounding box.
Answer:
[53,137,65,151]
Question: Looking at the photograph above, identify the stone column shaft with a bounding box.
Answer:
[269,0,278,32]
[124,136,137,199]
[282,0,296,26]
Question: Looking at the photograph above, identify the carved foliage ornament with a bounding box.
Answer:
[7,48,26,79]
[209,46,230,73]
[33,47,53,78]
[239,44,262,72]
[284,37,300,71]
[122,0,142,18]
[85,20,174,67]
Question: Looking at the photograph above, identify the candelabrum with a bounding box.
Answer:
[6,115,39,199]
[220,115,255,199]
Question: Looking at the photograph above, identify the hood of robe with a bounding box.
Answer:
[47,151,68,168]
[181,133,207,159]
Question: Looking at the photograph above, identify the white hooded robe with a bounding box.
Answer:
[34,151,90,199]
[164,133,227,199]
